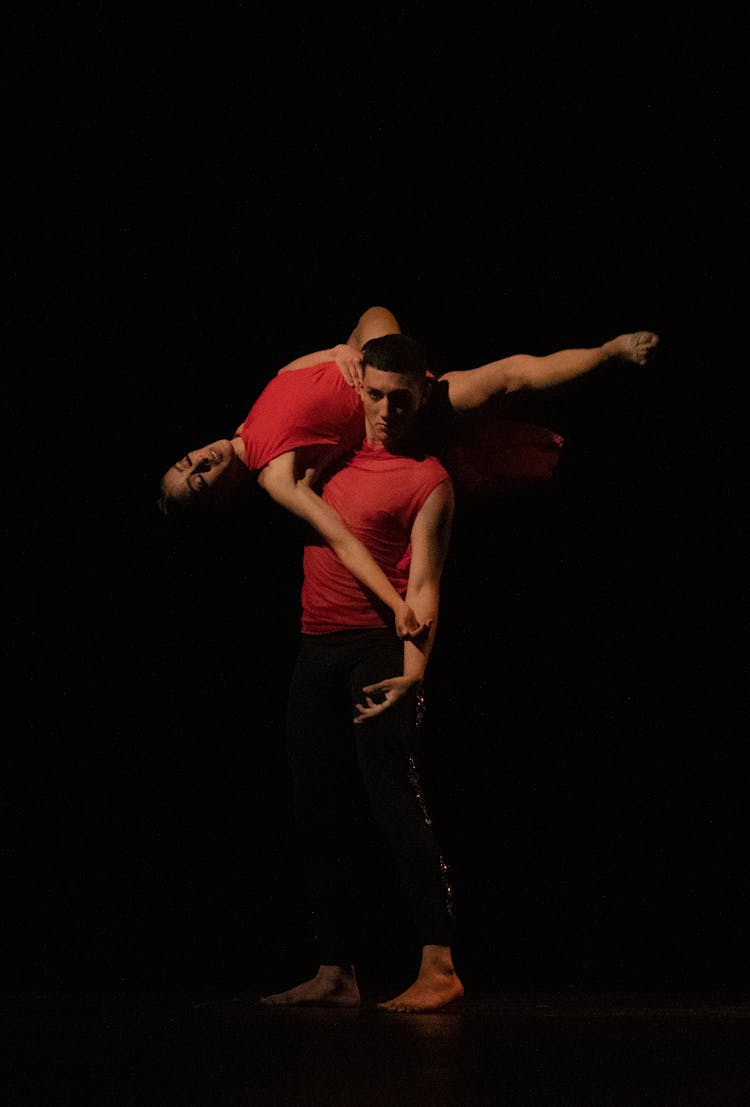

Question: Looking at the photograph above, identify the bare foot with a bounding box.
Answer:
[378,969,464,1013]
[605,331,660,366]
[259,965,360,1008]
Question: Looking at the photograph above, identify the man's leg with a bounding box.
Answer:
[351,639,464,1012]
[260,636,366,1007]
[346,306,402,350]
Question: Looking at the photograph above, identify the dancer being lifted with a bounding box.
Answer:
[159,307,659,637]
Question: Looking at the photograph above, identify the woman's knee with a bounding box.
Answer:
[347,306,402,348]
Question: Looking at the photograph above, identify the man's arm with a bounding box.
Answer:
[354,479,455,722]
[258,451,424,641]
[438,331,659,412]
[402,479,455,683]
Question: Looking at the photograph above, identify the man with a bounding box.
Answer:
[260,332,464,1013]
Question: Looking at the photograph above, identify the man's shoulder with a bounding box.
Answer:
[421,453,451,483]
[398,447,451,484]
[400,453,452,512]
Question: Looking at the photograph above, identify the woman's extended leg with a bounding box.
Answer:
[438,331,659,412]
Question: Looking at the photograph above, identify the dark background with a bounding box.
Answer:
[8,5,746,998]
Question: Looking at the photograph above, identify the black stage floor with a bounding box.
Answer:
[4,989,749,1105]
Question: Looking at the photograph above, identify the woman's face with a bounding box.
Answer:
[161,439,240,507]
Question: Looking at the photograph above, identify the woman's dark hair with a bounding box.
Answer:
[156,459,257,521]
[360,334,429,381]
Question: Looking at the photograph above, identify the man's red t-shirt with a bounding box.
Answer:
[301,443,450,635]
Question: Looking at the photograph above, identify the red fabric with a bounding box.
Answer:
[237,361,563,497]
[301,444,450,634]
[238,361,364,471]
[442,414,564,496]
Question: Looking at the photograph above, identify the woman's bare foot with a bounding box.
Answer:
[259,964,360,1007]
[605,331,660,365]
[377,945,464,1013]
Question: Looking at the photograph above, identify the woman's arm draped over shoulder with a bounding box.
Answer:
[258,451,424,641]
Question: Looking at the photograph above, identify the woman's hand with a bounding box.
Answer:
[394,601,431,643]
[332,344,364,392]
[353,675,420,724]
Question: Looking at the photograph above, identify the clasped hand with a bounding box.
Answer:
[395,605,431,643]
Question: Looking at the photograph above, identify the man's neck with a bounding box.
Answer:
[363,433,389,451]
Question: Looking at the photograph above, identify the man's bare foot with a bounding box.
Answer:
[259,964,360,1008]
[378,971,464,1013]
[377,945,464,1013]
[605,331,660,366]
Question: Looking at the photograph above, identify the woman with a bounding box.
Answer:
[159,306,658,638]
[159,310,431,640]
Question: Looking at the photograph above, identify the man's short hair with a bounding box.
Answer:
[360,334,429,381]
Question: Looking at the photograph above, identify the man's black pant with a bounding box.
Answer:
[286,628,453,965]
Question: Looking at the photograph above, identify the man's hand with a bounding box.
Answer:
[394,603,431,643]
[332,344,364,392]
[354,675,420,724]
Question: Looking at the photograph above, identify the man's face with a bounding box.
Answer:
[361,365,425,448]
[161,439,239,506]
